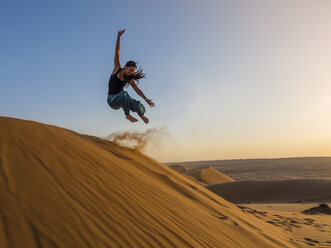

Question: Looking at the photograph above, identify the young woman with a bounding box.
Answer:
[107,29,155,124]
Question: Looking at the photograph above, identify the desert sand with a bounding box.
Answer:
[168,164,189,174]
[180,166,235,186]
[239,203,331,247]
[167,161,331,247]
[0,116,307,247]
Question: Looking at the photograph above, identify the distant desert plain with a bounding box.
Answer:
[1,116,330,247]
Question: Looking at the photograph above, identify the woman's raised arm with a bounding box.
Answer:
[113,29,126,71]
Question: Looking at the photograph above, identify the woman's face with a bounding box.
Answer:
[125,66,136,76]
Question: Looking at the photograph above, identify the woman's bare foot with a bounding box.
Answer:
[140,115,149,124]
[126,114,138,122]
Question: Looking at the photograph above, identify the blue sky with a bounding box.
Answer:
[1,0,331,162]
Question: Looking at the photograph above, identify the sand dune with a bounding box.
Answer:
[170,166,235,186]
[0,116,304,247]
[206,179,331,204]
[302,203,331,215]
[200,167,235,185]
[168,164,189,173]
[181,166,209,179]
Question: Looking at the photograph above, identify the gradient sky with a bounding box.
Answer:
[1,0,330,162]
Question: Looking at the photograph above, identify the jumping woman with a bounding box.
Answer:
[107,29,155,124]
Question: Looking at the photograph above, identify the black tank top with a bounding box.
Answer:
[108,68,127,95]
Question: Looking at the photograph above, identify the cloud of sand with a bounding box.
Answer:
[106,128,168,151]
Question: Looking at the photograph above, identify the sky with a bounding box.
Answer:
[1,0,331,162]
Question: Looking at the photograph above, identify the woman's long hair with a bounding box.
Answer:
[124,60,146,85]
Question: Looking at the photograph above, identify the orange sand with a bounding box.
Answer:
[0,117,304,247]
[239,203,331,247]
[176,166,235,186]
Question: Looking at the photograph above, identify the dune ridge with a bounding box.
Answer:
[0,117,304,247]
[170,166,235,186]
[199,167,235,185]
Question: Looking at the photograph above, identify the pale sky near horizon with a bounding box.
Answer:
[1,0,331,162]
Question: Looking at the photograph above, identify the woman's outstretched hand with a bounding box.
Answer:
[118,29,126,37]
[146,99,155,108]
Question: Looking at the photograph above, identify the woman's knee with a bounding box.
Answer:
[137,102,146,116]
